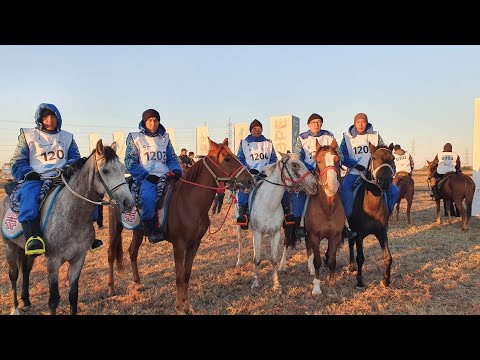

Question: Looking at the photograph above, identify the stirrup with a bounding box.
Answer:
[295,226,307,238]
[284,214,295,226]
[25,236,45,256]
[237,214,248,230]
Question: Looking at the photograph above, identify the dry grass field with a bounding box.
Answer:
[0,170,478,315]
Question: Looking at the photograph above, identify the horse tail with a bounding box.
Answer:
[108,207,124,272]
[465,177,475,221]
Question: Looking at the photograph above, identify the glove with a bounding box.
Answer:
[257,173,267,179]
[172,170,182,180]
[355,164,366,172]
[25,171,40,181]
[63,165,74,180]
[146,174,160,184]
[71,157,87,170]
[249,168,259,175]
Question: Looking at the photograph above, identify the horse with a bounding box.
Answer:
[234,152,317,292]
[392,172,414,224]
[1,140,134,315]
[426,161,475,231]
[348,143,395,290]
[107,138,254,314]
[302,139,345,296]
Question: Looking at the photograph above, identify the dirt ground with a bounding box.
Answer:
[0,170,478,315]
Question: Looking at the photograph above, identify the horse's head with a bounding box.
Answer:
[368,142,396,191]
[314,138,340,197]
[92,140,135,212]
[206,137,255,192]
[276,152,318,195]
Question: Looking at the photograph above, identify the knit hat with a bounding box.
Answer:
[354,113,368,123]
[443,143,452,152]
[42,109,56,117]
[142,109,160,124]
[249,119,263,132]
[307,113,323,124]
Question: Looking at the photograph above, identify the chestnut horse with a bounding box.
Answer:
[108,138,254,314]
[392,172,414,224]
[426,161,475,231]
[303,139,346,296]
[348,143,395,290]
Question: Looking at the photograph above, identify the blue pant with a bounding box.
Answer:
[340,174,399,218]
[17,180,43,223]
[292,191,307,218]
[238,189,291,212]
[139,180,157,220]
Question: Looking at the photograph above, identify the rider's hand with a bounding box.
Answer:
[249,168,259,175]
[25,171,40,181]
[146,174,160,184]
[355,164,366,172]
[63,165,74,180]
[173,170,182,180]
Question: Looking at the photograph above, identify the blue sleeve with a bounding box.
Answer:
[340,137,358,169]
[269,142,278,164]
[294,137,313,171]
[65,137,81,166]
[166,140,182,173]
[11,130,33,181]
[124,133,149,181]
[236,140,249,169]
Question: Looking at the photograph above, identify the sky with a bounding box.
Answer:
[0,45,479,169]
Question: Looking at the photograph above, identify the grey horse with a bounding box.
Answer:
[1,140,134,315]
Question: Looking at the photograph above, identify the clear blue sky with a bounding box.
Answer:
[0,45,479,169]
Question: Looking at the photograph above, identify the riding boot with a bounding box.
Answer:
[283,205,295,225]
[344,218,356,239]
[142,218,166,244]
[237,205,249,230]
[22,218,45,256]
[90,239,104,252]
[294,217,307,238]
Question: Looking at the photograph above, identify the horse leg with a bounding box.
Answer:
[326,236,340,287]
[348,236,357,272]
[20,253,36,310]
[173,243,187,315]
[455,198,468,231]
[251,230,262,290]
[445,199,452,224]
[406,197,412,225]
[435,199,441,225]
[354,236,366,290]
[47,259,62,315]
[377,230,392,287]
[311,237,323,296]
[129,230,144,286]
[270,230,282,292]
[305,236,315,275]
[67,255,86,315]
[108,214,124,296]
[183,240,201,314]
[6,245,21,315]
[395,201,400,221]
[279,245,287,272]
[236,225,244,268]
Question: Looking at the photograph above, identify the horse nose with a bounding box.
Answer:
[123,198,134,211]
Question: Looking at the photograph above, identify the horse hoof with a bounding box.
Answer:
[312,288,322,296]
[108,289,115,297]
[235,261,243,268]
[10,308,21,315]
[272,285,282,293]
[348,263,357,272]
[355,285,366,291]
[381,279,390,287]
[251,281,260,291]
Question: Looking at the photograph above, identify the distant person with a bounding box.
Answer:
[178,148,193,173]
[339,113,399,237]
[236,119,280,228]
[10,103,102,255]
[293,113,336,237]
[392,144,414,176]
[188,151,196,165]
[211,181,226,216]
[125,108,182,243]
[430,142,461,200]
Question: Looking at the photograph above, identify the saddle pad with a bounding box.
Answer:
[121,207,141,230]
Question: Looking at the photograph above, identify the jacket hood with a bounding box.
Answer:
[348,122,374,137]
[34,103,63,133]
[138,120,166,136]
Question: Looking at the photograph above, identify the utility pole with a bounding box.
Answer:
[465,147,469,167]
[411,138,416,169]
[227,117,233,147]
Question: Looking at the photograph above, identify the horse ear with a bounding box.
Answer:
[368,142,377,154]
[330,138,338,149]
[111,141,118,152]
[96,139,104,156]
[427,160,431,165]
[222,137,228,147]
[278,150,286,158]
[315,139,321,152]
[388,143,394,152]
[208,137,219,152]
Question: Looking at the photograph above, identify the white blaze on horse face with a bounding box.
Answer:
[324,152,339,195]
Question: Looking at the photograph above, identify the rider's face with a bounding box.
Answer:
[145,117,159,134]
[42,114,58,131]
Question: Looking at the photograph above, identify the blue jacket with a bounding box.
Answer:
[11,103,80,181]
[294,130,335,172]
[236,134,278,170]
[339,122,385,169]
[125,120,181,181]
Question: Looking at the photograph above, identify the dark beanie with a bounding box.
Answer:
[307,113,323,124]
[249,119,263,132]
[142,109,160,123]
[354,113,368,123]
[42,109,56,117]
[443,143,452,152]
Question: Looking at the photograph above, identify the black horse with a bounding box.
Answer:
[348,143,395,290]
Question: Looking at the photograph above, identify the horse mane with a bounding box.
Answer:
[103,146,119,162]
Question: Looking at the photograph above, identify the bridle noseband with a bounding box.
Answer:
[202,156,247,187]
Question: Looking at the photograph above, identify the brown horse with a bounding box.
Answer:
[392,172,414,224]
[348,143,395,290]
[304,139,345,296]
[108,138,254,314]
[426,161,475,231]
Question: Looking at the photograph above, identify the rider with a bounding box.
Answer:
[293,113,336,237]
[125,108,182,243]
[11,103,102,255]
[392,144,414,177]
[430,142,461,200]
[339,113,399,236]
[236,119,281,228]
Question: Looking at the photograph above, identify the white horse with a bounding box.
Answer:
[235,152,318,292]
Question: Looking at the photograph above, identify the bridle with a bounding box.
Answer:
[259,157,311,191]
[315,148,340,196]
[359,147,395,190]
[201,156,247,188]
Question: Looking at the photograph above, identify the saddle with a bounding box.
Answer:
[437,171,456,190]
